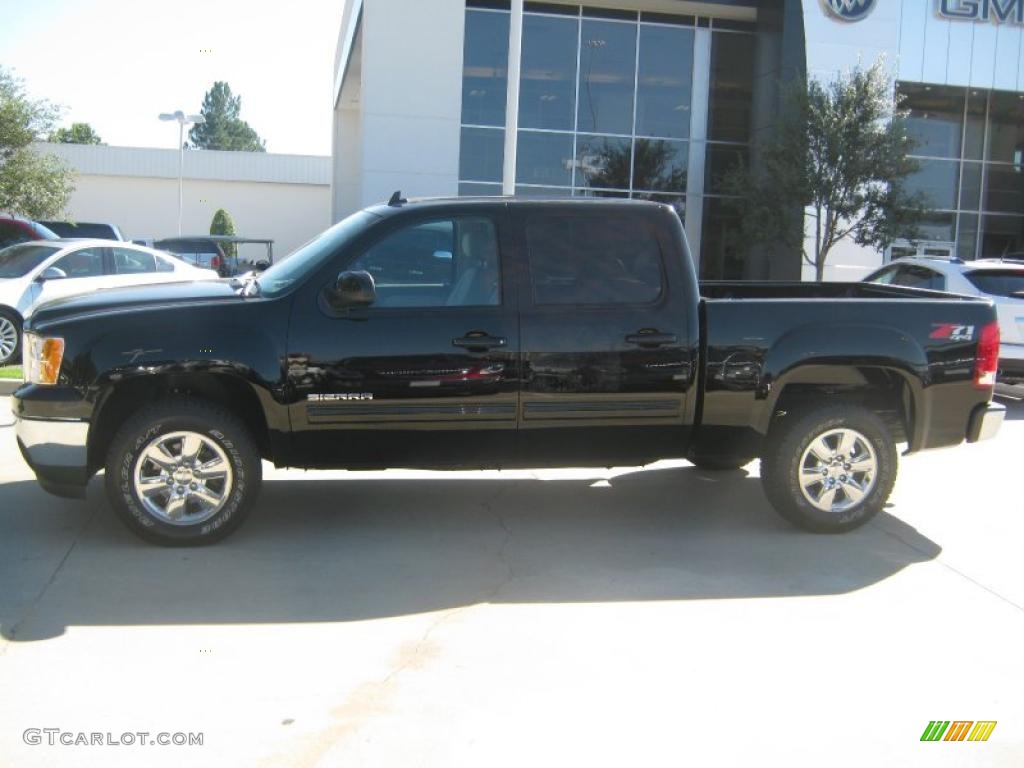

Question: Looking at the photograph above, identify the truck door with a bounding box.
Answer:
[286,207,520,468]
[513,205,697,465]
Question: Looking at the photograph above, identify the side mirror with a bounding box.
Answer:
[329,270,376,309]
[37,266,68,282]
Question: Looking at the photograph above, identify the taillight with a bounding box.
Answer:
[974,321,1000,390]
[211,255,221,269]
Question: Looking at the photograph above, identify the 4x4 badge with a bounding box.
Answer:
[930,324,974,342]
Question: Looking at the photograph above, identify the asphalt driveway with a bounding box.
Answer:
[1,395,1022,767]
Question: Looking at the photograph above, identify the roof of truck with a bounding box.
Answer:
[366,195,665,218]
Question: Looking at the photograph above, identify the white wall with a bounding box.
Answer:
[331,0,467,219]
[62,175,330,258]
[38,143,332,258]
[359,0,467,207]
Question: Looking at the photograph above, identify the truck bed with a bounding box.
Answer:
[697,281,997,456]
[700,281,984,302]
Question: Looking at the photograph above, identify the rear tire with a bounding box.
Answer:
[0,308,21,367]
[761,404,897,533]
[105,399,261,546]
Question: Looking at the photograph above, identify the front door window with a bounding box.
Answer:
[349,218,501,308]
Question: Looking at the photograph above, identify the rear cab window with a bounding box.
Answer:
[524,214,664,305]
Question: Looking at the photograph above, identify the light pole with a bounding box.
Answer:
[159,111,205,236]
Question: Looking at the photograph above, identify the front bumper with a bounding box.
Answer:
[15,415,90,499]
[966,401,1005,443]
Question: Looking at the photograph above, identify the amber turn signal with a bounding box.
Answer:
[24,333,65,386]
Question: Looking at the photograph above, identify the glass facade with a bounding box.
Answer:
[900,83,1024,260]
[459,8,511,194]
[459,2,757,275]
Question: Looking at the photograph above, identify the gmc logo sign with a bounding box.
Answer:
[938,0,1024,23]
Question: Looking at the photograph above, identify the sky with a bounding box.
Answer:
[1,0,346,156]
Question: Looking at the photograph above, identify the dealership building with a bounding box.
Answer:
[332,0,1024,280]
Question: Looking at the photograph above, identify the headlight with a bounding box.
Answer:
[24,332,65,385]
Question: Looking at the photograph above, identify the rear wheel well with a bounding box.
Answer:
[89,374,270,473]
[769,369,912,445]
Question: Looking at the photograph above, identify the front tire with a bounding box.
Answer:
[105,399,261,545]
[761,404,897,533]
[0,308,22,367]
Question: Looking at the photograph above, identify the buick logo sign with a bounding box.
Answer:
[820,0,877,22]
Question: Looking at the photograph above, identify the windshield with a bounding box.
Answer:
[0,244,61,278]
[257,210,378,298]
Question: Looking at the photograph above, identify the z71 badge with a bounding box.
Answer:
[930,324,975,342]
[307,393,374,402]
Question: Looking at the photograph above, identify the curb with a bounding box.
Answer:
[0,380,22,396]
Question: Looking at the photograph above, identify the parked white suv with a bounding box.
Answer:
[864,257,1024,397]
[0,239,217,365]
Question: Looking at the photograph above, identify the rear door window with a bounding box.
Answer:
[525,214,664,305]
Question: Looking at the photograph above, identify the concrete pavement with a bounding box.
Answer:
[1,395,1022,767]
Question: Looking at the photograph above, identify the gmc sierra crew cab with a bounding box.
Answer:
[12,197,1006,545]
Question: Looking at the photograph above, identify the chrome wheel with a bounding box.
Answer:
[133,431,233,526]
[797,428,877,514]
[0,316,17,362]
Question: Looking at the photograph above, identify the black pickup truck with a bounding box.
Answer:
[12,198,1005,545]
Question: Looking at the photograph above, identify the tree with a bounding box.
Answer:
[210,208,237,259]
[722,60,927,281]
[49,122,103,145]
[189,82,266,152]
[0,67,74,218]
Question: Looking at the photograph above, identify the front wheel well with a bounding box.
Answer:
[88,373,271,473]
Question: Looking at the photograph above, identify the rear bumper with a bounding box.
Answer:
[966,401,1005,443]
[15,415,89,499]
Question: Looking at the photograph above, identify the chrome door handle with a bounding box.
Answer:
[453,332,507,351]
[625,330,677,348]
